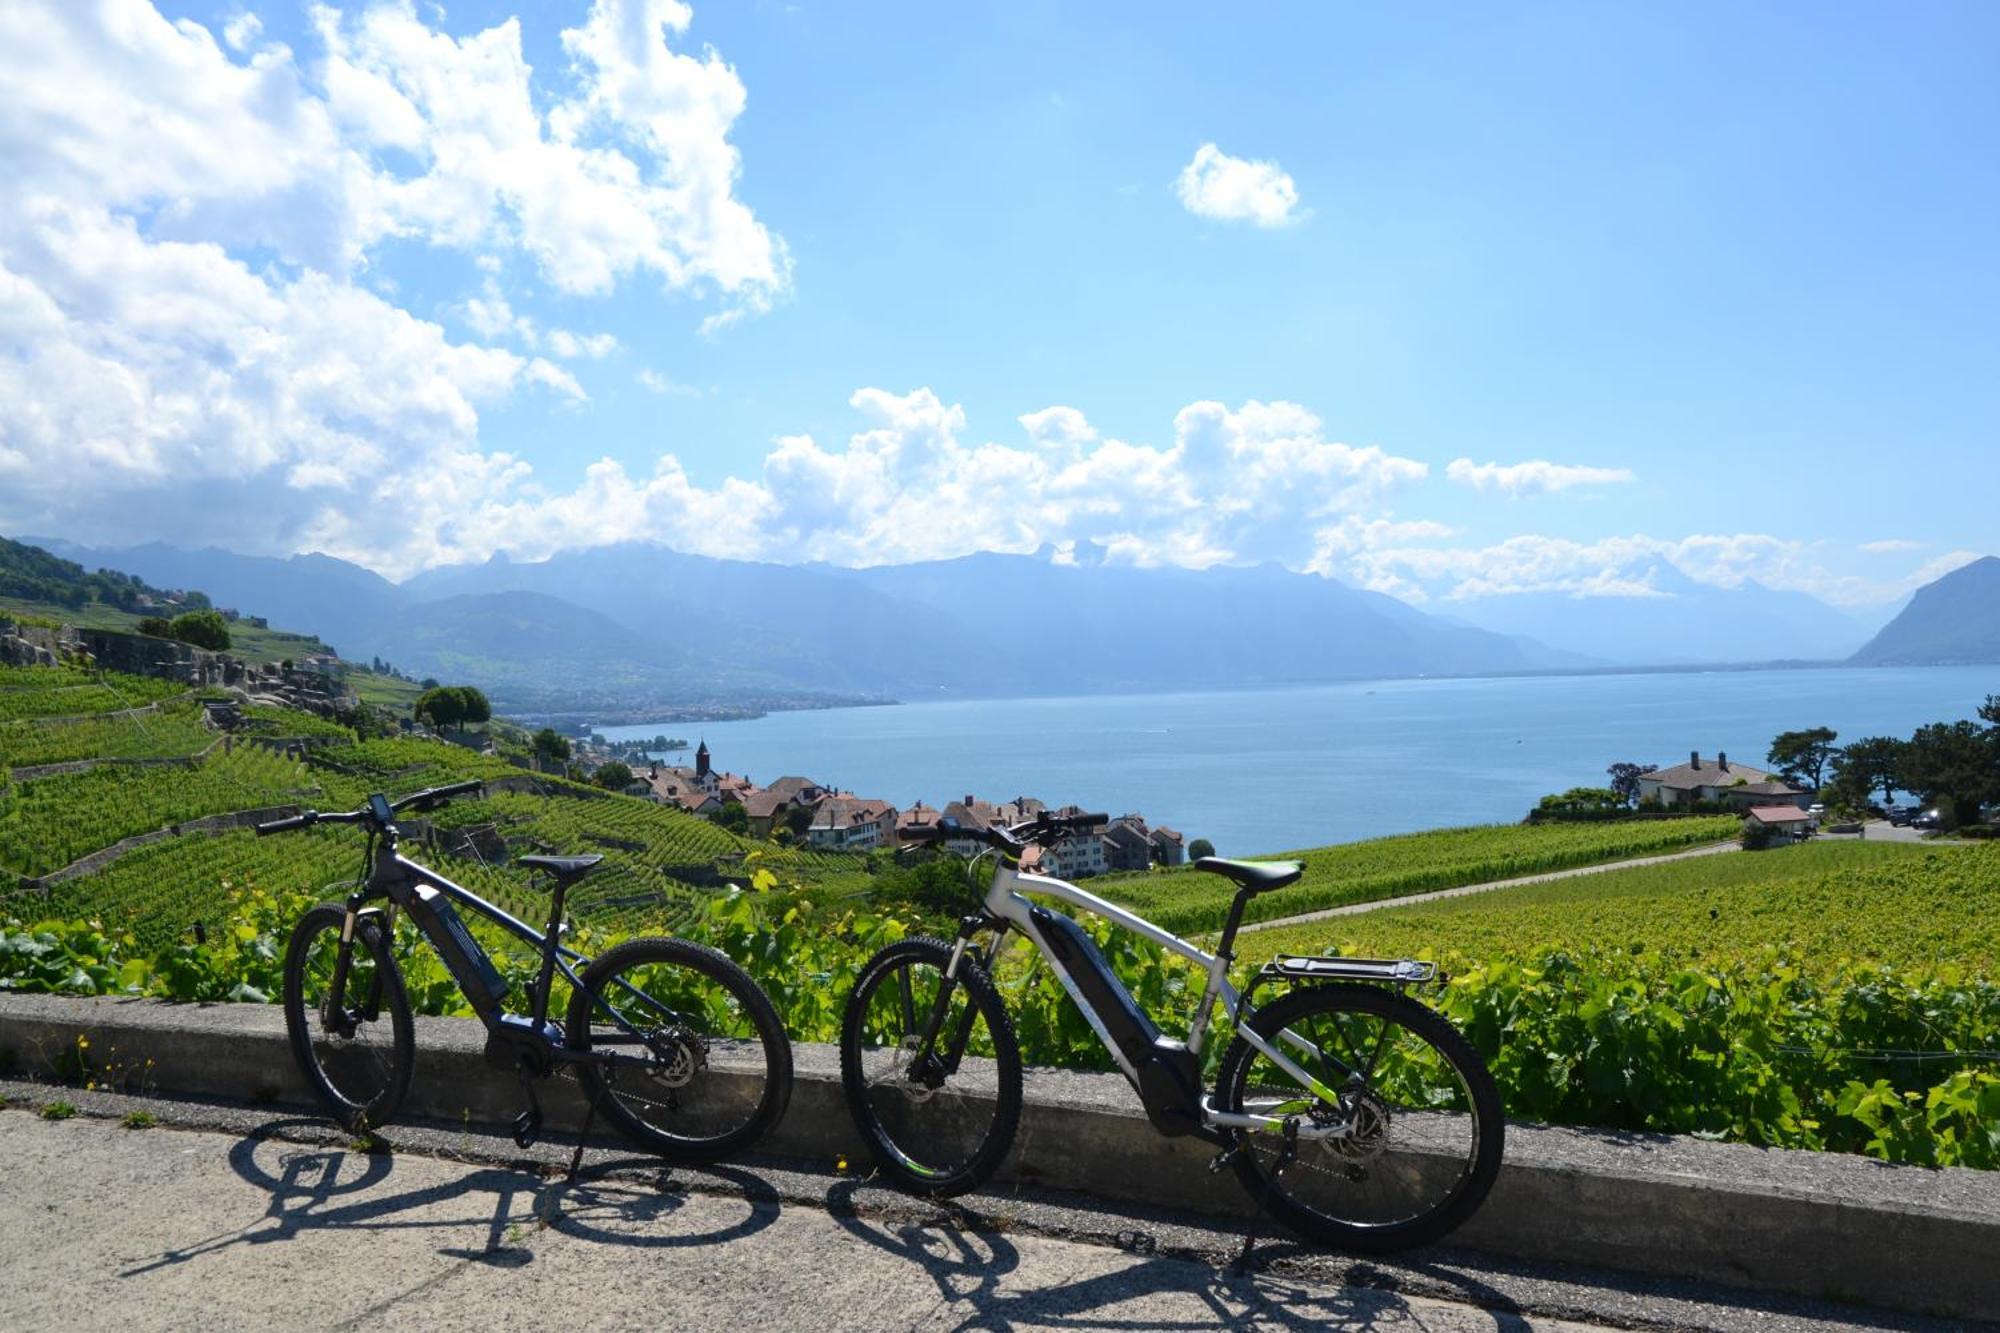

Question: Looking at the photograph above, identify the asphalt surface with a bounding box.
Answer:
[0,1082,1977,1333]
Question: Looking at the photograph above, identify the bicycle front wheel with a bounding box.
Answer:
[1214,983,1503,1253]
[567,937,792,1163]
[283,904,414,1132]
[839,937,1022,1197]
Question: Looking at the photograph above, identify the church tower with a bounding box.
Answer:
[695,739,711,779]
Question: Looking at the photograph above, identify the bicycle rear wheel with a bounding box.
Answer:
[839,937,1021,1197]
[566,936,792,1163]
[1214,983,1503,1253]
[282,904,414,1132]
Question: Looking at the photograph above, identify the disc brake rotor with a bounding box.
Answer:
[1323,1088,1391,1164]
[645,1025,707,1088]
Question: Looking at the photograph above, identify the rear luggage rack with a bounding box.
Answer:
[1264,956,1440,986]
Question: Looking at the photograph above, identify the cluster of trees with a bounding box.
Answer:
[136,609,232,652]
[413,685,492,731]
[1585,701,2000,830]
[1811,699,2000,826]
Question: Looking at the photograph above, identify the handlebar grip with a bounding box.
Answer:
[255,812,313,837]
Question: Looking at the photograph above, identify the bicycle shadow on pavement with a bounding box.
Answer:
[118,1119,781,1279]
[819,1179,1523,1332]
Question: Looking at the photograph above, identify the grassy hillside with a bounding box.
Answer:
[1089,817,1741,935]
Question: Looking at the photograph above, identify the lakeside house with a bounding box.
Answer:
[807,795,899,850]
[743,775,829,836]
[1635,752,1810,811]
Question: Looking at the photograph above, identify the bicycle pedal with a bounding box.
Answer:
[512,1108,542,1150]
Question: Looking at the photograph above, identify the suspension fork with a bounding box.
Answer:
[913,914,1004,1079]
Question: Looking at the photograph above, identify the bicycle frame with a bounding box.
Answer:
[947,856,1349,1143]
[326,831,674,1078]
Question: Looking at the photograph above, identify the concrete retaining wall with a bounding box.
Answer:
[0,993,1993,1320]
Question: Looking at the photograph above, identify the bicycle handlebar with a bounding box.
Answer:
[905,810,1109,854]
[254,780,488,836]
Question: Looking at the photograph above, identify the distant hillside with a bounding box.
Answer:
[839,548,1585,689]
[50,537,1575,711]
[0,534,199,612]
[1850,556,2000,665]
[1447,556,1870,665]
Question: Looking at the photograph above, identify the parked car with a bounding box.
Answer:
[1911,808,1945,831]
[1887,806,1915,827]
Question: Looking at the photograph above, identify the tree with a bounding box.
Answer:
[1830,736,1907,809]
[413,686,464,730]
[1899,720,2000,827]
[1767,727,1839,791]
[414,685,490,731]
[135,616,172,638]
[1188,837,1216,860]
[785,803,815,837]
[167,609,231,652]
[592,761,635,791]
[713,800,749,833]
[531,728,572,764]
[1605,762,1648,806]
[455,686,491,725]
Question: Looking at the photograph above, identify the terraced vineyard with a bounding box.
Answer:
[1239,839,2000,975]
[0,672,190,723]
[0,660,868,942]
[0,696,216,769]
[1091,816,1742,934]
[38,827,362,951]
[0,744,319,876]
[236,705,355,742]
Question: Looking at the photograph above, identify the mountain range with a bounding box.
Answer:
[1443,557,1880,665]
[23,536,1983,716]
[1850,555,2000,666]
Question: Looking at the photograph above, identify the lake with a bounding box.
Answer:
[598,667,1996,855]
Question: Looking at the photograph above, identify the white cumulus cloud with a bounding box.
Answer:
[1445,458,1636,496]
[1174,144,1303,228]
[0,0,786,575]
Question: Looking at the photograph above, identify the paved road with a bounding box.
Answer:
[1238,841,1740,937]
[0,1111,1612,1333]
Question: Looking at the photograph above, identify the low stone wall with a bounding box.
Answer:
[10,736,222,784]
[10,804,303,896]
[0,993,1993,1321]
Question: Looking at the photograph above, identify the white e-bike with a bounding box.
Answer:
[838,811,1503,1254]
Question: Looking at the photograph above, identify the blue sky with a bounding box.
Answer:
[1,1,1993,603]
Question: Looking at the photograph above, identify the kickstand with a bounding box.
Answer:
[567,1080,605,1182]
[1232,1116,1299,1276]
[513,1067,544,1150]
